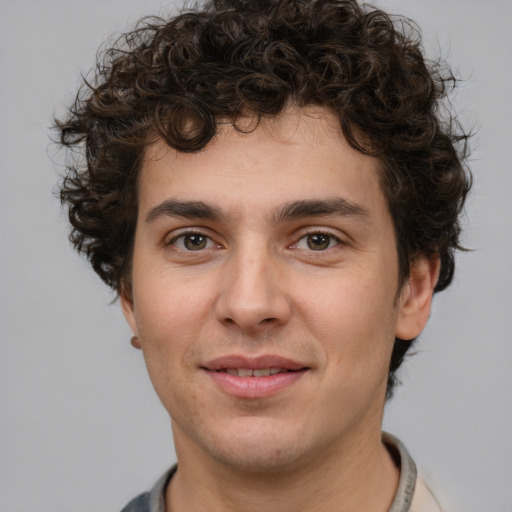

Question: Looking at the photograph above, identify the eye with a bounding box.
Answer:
[294,232,341,251]
[170,232,216,251]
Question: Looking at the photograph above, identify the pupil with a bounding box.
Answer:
[185,234,207,250]
[307,234,329,250]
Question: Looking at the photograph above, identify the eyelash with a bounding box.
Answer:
[167,230,220,251]
[291,231,343,251]
[167,229,343,252]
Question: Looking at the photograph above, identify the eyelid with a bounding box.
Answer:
[165,228,222,249]
[166,227,200,244]
[289,228,346,251]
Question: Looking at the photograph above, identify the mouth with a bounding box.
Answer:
[202,355,310,399]
[214,368,301,377]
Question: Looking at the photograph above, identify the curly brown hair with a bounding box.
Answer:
[55,0,471,396]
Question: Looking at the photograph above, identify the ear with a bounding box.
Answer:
[120,282,141,347]
[395,255,441,340]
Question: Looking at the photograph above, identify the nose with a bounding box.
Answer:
[215,246,291,333]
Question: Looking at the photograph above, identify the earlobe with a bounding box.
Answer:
[120,282,139,340]
[130,334,142,349]
[395,255,441,341]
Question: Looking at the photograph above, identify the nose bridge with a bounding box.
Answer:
[216,237,290,331]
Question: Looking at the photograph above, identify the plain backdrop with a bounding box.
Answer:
[1,0,511,511]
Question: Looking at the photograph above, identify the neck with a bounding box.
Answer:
[166,427,399,512]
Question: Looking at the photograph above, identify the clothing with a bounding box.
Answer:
[120,433,443,512]
[382,433,444,512]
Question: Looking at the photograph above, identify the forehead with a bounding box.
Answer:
[138,107,386,221]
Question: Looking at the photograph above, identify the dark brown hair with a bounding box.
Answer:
[55,0,471,396]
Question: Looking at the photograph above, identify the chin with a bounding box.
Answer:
[191,416,314,473]
[210,441,307,474]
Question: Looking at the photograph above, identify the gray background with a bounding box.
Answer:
[1,0,510,510]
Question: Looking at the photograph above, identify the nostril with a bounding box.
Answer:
[216,289,291,331]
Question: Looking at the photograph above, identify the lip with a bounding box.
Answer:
[204,355,307,371]
[202,355,309,399]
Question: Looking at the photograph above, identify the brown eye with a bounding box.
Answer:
[291,232,342,252]
[171,233,215,251]
[306,233,332,250]
[184,234,207,250]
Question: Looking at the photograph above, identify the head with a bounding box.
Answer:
[56,0,470,398]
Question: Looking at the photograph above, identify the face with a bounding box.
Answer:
[122,107,435,472]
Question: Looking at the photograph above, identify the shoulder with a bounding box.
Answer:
[120,466,176,512]
[120,491,151,512]
[409,473,446,512]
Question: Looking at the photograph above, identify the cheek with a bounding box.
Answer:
[131,273,212,386]
[132,278,211,416]
[299,269,398,367]
[133,264,212,337]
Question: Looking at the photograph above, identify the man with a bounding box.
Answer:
[56,0,471,510]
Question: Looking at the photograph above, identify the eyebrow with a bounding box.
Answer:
[273,198,370,224]
[145,200,225,224]
[145,197,370,225]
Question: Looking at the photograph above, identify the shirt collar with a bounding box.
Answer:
[146,465,176,512]
[383,432,418,512]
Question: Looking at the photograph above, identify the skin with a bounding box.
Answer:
[122,107,439,511]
